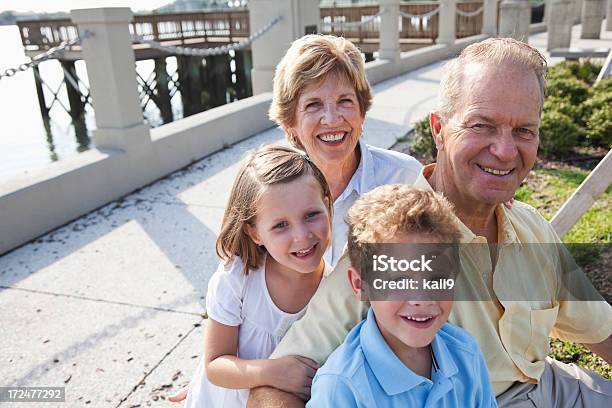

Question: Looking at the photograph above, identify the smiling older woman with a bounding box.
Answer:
[270,34,422,267]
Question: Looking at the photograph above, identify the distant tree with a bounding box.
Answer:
[0,10,17,25]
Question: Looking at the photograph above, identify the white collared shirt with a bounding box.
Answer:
[324,139,422,267]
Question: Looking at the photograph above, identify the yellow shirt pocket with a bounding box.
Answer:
[526,305,559,363]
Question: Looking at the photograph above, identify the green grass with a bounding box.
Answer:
[515,162,611,379]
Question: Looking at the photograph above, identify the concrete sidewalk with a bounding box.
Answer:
[1,26,610,407]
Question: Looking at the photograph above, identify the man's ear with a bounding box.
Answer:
[243,223,262,246]
[347,267,364,300]
[429,112,445,152]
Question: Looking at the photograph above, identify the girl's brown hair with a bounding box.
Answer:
[216,144,333,275]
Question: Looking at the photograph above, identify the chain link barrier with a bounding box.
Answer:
[0,31,93,81]
[455,5,485,18]
[131,15,281,57]
[325,10,386,29]
[399,7,441,20]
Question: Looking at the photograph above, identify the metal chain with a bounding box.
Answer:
[0,31,93,81]
[326,10,386,29]
[399,7,441,20]
[131,16,281,57]
[455,6,485,18]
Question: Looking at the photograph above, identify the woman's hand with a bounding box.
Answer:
[265,355,320,401]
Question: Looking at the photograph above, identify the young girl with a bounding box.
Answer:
[184,145,334,407]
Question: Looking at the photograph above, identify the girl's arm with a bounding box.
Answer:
[204,319,318,397]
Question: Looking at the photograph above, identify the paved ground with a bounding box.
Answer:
[1,24,610,407]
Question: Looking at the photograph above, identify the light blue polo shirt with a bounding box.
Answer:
[307,308,498,407]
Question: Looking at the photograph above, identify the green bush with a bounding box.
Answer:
[552,61,602,84]
[543,96,583,125]
[580,90,612,125]
[585,105,612,147]
[538,110,582,158]
[547,64,573,81]
[410,116,437,162]
[593,77,612,93]
[546,77,590,105]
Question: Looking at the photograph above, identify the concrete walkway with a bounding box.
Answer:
[1,26,610,407]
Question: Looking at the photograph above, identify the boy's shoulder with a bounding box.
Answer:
[436,322,481,357]
[314,319,368,380]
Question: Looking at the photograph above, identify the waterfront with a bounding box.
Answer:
[0,24,245,179]
[0,25,94,178]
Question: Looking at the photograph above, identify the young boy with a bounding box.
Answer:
[307,185,497,407]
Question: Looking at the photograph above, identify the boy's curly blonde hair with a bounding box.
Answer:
[347,185,461,270]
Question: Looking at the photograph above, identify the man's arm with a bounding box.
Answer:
[247,387,304,408]
[583,334,612,364]
[268,255,368,363]
[247,255,368,407]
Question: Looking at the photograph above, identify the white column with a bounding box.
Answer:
[499,0,531,41]
[547,0,573,49]
[71,8,149,151]
[574,0,584,24]
[581,0,605,38]
[437,0,456,45]
[606,0,612,31]
[379,0,401,61]
[482,0,499,35]
[249,0,319,94]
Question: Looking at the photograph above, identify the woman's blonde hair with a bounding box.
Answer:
[269,34,373,149]
[216,144,333,275]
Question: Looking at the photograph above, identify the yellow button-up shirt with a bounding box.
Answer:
[271,164,612,396]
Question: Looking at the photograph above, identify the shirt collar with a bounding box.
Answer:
[415,164,521,245]
[336,139,376,202]
[429,326,458,380]
[360,308,428,396]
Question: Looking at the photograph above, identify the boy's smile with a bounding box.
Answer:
[372,298,451,351]
[349,232,454,367]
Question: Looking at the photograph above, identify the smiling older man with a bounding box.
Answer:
[248,38,612,407]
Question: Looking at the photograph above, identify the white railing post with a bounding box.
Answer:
[249,0,319,94]
[547,0,573,50]
[482,0,499,36]
[437,0,456,45]
[379,0,401,61]
[70,8,150,152]
[581,0,605,38]
[551,150,612,237]
[499,0,531,41]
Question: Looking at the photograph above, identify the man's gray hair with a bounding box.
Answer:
[437,38,548,122]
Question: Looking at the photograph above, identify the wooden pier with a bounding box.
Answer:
[17,3,491,58]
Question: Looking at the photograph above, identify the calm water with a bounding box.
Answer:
[0,25,183,179]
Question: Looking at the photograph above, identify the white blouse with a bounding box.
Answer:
[185,256,331,408]
[324,139,422,267]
